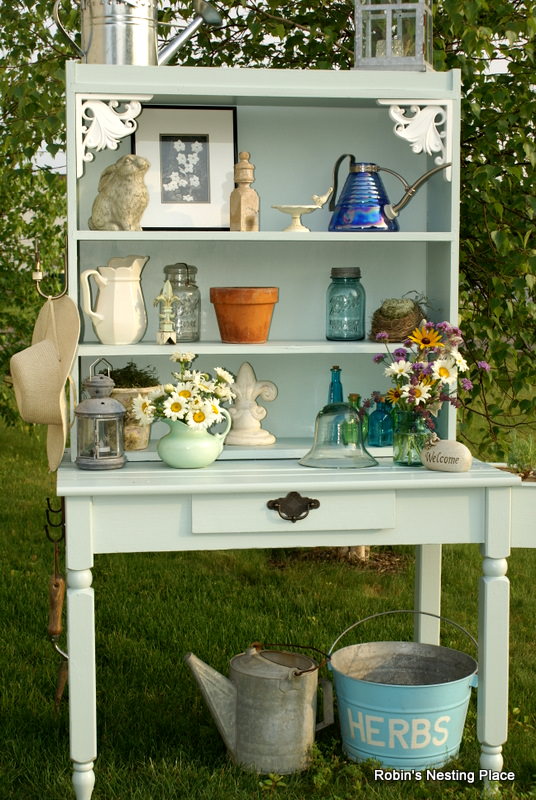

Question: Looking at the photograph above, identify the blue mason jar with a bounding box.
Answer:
[326,266,366,340]
[368,396,394,447]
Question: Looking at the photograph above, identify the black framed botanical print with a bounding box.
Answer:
[133,106,237,230]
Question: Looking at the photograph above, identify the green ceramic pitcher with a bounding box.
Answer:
[156,409,232,469]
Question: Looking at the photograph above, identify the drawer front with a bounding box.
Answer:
[192,491,395,534]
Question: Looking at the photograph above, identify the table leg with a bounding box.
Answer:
[414,544,442,644]
[72,762,95,800]
[67,567,97,800]
[478,554,509,794]
[478,483,510,797]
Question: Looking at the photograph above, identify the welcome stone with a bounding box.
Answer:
[421,438,473,473]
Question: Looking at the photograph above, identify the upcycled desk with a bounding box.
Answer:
[57,458,521,799]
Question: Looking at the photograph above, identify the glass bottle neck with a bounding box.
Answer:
[328,368,343,403]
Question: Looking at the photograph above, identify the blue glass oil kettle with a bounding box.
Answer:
[328,156,450,232]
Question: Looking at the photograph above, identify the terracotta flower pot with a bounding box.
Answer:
[210,286,279,343]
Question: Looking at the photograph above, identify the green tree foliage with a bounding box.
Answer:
[1,0,534,456]
[0,2,67,424]
[434,0,536,459]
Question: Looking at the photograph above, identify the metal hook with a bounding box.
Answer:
[46,497,64,514]
[46,509,63,528]
[32,241,68,300]
[45,525,65,543]
[44,497,65,543]
[52,640,69,661]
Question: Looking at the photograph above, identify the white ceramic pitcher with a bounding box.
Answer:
[81,256,149,345]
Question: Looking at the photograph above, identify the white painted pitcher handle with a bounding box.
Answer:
[80,269,106,323]
[215,407,232,440]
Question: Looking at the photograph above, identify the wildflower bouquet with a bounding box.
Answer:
[132,352,235,430]
[373,321,486,430]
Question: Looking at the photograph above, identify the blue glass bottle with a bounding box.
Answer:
[368,396,394,447]
[328,365,343,403]
[326,267,366,340]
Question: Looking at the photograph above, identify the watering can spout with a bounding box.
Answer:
[158,0,223,65]
[385,162,452,220]
[185,652,237,755]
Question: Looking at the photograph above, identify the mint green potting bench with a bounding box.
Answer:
[57,61,523,798]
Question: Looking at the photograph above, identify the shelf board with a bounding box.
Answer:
[77,340,399,356]
[124,438,393,462]
[74,230,455,243]
[68,63,461,106]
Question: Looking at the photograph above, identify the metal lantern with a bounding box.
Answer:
[75,362,126,470]
[354,0,433,71]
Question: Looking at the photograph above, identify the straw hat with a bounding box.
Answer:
[10,296,80,472]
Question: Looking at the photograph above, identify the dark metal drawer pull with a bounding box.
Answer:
[267,491,320,523]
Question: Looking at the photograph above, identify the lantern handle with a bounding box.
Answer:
[89,358,113,379]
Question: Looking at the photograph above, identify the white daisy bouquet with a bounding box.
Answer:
[373,321,478,430]
[132,352,235,430]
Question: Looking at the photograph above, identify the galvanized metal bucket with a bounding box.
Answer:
[328,611,478,770]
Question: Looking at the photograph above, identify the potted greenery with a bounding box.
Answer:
[106,362,161,451]
[506,434,536,482]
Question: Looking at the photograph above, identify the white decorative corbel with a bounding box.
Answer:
[377,99,452,181]
[75,93,153,178]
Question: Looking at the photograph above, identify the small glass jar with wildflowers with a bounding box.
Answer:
[132,352,236,430]
[372,321,484,465]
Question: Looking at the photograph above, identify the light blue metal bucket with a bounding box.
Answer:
[328,611,478,770]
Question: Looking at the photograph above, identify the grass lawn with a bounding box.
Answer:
[1,422,536,799]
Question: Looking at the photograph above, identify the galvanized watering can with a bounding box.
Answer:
[185,644,334,774]
[53,0,223,65]
[328,156,450,232]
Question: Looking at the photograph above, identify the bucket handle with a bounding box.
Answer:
[254,643,335,731]
[328,610,478,657]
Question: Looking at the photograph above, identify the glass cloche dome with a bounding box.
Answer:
[299,402,378,469]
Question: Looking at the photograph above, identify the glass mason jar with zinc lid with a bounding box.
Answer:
[163,262,201,342]
[326,266,366,340]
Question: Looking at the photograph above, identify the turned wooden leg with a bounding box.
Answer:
[72,761,95,800]
[478,555,509,795]
[67,567,97,800]
[478,487,511,796]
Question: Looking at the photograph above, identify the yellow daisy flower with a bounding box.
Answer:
[386,387,403,404]
[408,326,444,350]
[432,359,458,386]
[163,394,186,420]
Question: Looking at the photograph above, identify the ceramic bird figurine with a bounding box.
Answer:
[312,187,334,207]
[272,187,333,232]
